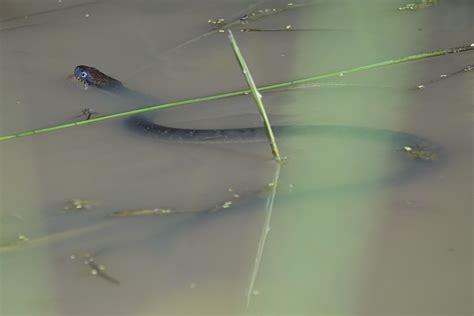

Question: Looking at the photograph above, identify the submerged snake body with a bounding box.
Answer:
[73,65,435,148]
[75,65,275,143]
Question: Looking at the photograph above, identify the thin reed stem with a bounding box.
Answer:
[1,43,472,142]
[228,29,282,161]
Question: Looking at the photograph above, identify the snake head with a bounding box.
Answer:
[73,65,122,90]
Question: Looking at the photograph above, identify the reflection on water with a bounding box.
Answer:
[1,0,472,315]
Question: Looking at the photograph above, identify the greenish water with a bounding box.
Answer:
[1,1,472,315]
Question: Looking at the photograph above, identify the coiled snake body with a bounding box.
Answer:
[73,65,439,156]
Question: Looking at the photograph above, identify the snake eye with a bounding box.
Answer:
[81,72,87,78]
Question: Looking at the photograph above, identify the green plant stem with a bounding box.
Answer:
[228,29,282,161]
[0,43,472,142]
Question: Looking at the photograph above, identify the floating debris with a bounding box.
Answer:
[207,185,274,213]
[207,19,225,24]
[71,252,120,285]
[75,108,99,120]
[233,2,314,28]
[83,256,94,264]
[168,3,316,54]
[222,201,233,209]
[399,3,418,10]
[399,0,439,11]
[111,207,175,217]
[402,145,437,161]
[63,199,95,211]
[18,234,29,242]
[239,14,249,22]
[207,18,226,27]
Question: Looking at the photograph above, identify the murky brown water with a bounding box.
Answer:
[1,1,472,315]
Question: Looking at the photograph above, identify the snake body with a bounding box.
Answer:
[73,65,438,151]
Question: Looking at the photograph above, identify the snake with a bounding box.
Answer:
[73,65,442,189]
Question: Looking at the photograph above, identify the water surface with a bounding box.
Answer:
[1,0,472,315]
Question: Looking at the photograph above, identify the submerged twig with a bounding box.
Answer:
[129,1,317,77]
[110,207,175,217]
[240,27,348,33]
[163,1,317,55]
[71,252,120,285]
[414,64,473,90]
[0,0,98,23]
[0,222,114,254]
[0,43,472,142]
[228,30,282,161]
[88,261,120,285]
